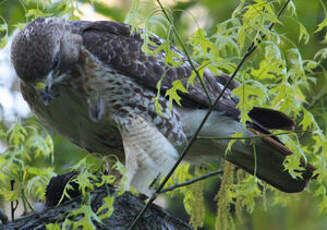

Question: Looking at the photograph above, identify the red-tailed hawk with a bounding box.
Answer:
[11,17,314,195]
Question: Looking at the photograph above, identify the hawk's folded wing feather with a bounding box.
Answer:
[69,20,240,120]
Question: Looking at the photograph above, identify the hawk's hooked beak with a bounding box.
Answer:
[36,69,67,106]
[36,69,55,106]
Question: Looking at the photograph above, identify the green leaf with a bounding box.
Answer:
[26,134,52,158]
[213,18,241,57]
[26,9,49,19]
[150,39,183,67]
[232,0,245,18]
[225,132,243,154]
[238,0,281,48]
[7,123,27,147]
[190,28,215,58]
[314,48,327,60]
[153,76,165,116]
[124,0,141,33]
[271,82,300,114]
[187,63,207,87]
[97,195,115,219]
[165,80,188,110]
[46,223,61,230]
[74,170,97,196]
[251,42,285,80]
[298,22,310,44]
[69,204,102,229]
[96,174,116,188]
[232,81,267,125]
[299,108,314,130]
[316,17,327,32]
[234,176,262,213]
[282,136,306,179]
[58,182,75,205]
[165,163,192,196]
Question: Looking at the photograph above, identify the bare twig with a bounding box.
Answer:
[10,180,15,221]
[197,130,312,141]
[128,1,291,229]
[159,170,224,194]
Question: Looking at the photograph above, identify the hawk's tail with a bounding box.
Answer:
[184,108,315,193]
[223,127,315,193]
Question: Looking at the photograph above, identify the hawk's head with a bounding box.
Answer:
[11,17,82,104]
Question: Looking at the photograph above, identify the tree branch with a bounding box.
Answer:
[159,169,224,194]
[197,130,312,141]
[0,185,191,230]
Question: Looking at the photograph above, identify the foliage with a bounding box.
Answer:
[55,154,125,229]
[1,0,327,230]
[0,121,55,211]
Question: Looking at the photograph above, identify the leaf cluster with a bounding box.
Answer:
[0,121,55,212]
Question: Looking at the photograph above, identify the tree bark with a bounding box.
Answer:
[0,185,191,230]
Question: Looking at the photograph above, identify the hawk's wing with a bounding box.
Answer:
[69,20,240,120]
[71,20,296,130]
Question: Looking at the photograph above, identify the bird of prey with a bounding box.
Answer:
[11,17,314,195]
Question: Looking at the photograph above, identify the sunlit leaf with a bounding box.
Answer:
[165,80,188,110]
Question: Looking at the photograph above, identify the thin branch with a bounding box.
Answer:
[156,0,213,105]
[127,1,291,229]
[10,180,15,221]
[21,189,34,212]
[197,130,312,141]
[159,170,224,194]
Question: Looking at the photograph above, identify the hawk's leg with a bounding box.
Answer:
[116,114,179,196]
